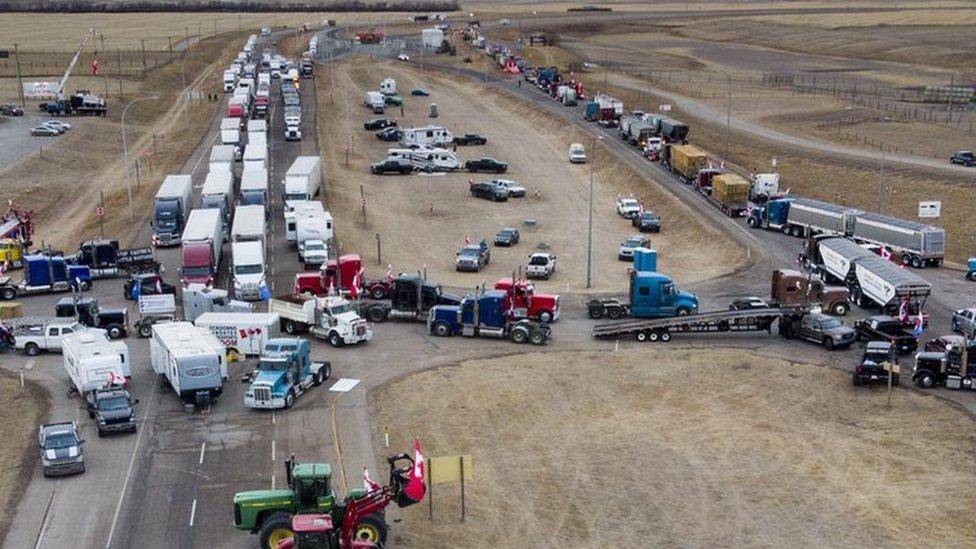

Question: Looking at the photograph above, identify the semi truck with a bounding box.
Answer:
[231,241,266,301]
[150,322,226,407]
[152,175,193,247]
[850,212,945,268]
[913,339,976,391]
[427,290,552,345]
[210,145,236,176]
[293,255,389,299]
[770,268,851,316]
[55,296,129,339]
[240,168,269,209]
[658,116,690,143]
[194,312,280,358]
[358,274,461,323]
[243,337,331,409]
[68,240,157,279]
[268,294,373,347]
[180,209,223,286]
[665,144,708,182]
[0,255,91,300]
[284,156,323,201]
[201,170,236,229]
[494,277,560,323]
[586,251,699,320]
[232,204,267,254]
[62,331,130,395]
[182,283,252,322]
[243,143,267,172]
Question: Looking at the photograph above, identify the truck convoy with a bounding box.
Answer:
[268,294,373,347]
[62,331,130,395]
[284,156,323,201]
[244,337,331,409]
[153,175,194,247]
[150,322,226,408]
[427,289,552,345]
[181,209,223,286]
[0,255,92,300]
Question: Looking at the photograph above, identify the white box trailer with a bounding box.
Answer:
[247,118,267,136]
[296,207,334,246]
[194,312,280,357]
[851,212,945,267]
[400,126,453,148]
[62,331,130,395]
[285,200,324,243]
[284,156,322,201]
[210,145,236,175]
[150,322,226,406]
[786,198,861,237]
[240,169,269,213]
[365,91,385,113]
[181,208,223,277]
[201,170,235,228]
[243,144,266,172]
[232,204,267,247]
[221,117,242,131]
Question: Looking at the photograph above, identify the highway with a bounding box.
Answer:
[3,25,975,549]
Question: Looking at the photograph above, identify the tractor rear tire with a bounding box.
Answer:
[510,327,528,344]
[353,513,388,545]
[367,306,387,323]
[529,330,547,345]
[607,307,623,320]
[138,323,153,338]
[259,512,294,549]
[588,307,604,320]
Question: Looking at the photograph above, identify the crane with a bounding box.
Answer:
[56,28,95,99]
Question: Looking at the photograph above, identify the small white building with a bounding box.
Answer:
[422,28,444,48]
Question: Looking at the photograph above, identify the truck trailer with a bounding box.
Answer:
[283,156,323,201]
[666,144,708,182]
[201,169,235,229]
[194,312,280,358]
[850,212,945,268]
[813,237,930,311]
[180,209,223,286]
[150,322,226,407]
[708,173,750,217]
[268,294,372,347]
[62,331,130,395]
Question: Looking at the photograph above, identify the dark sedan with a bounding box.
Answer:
[1,103,24,116]
[632,211,662,233]
[376,126,402,141]
[465,157,508,174]
[454,133,488,146]
[494,228,520,246]
[364,118,397,131]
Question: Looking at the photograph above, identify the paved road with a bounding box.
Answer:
[4,25,975,549]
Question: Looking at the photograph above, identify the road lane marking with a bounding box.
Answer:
[330,397,348,494]
[198,442,206,466]
[189,498,197,527]
[271,440,276,462]
[32,483,58,549]
[271,411,276,425]
[271,474,275,490]
[104,375,159,549]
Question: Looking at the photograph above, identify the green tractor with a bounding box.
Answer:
[234,456,386,548]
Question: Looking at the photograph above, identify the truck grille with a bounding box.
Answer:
[355,324,366,336]
[252,386,271,401]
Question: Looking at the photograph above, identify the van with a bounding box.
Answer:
[569,143,587,163]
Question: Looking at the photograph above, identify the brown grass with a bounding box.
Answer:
[0,372,48,543]
[372,348,976,548]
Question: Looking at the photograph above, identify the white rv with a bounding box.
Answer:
[150,322,226,406]
[400,125,454,148]
[365,91,385,113]
[387,147,461,171]
[62,331,130,395]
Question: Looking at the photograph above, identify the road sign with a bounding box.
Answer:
[659,104,672,112]
[918,200,941,218]
[95,206,105,217]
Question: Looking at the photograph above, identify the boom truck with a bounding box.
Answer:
[427,289,552,345]
[152,175,193,247]
[243,337,331,409]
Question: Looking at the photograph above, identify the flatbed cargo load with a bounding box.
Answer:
[670,144,708,181]
[710,173,750,216]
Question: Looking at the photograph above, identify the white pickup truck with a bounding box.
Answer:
[268,294,372,347]
[13,319,106,356]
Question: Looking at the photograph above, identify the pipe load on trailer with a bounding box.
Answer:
[851,212,945,268]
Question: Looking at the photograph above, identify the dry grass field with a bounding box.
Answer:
[0,373,47,543]
[372,348,976,548]
[316,59,746,291]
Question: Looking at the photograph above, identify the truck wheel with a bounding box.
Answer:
[901,254,911,266]
[432,322,451,337]
[1,287,16,300]
[823,338,835,351]
[910,255,923,269]
[915,372,935,389]
[138,323,152,338]
[647,331,659,342]
[510,327,528,344]
[636,330,649,342]
[367,306,387,323]
[108,326,123,339]
[607,307,623,320]
[781,225,792,235]
[746,217,757,228]
[78,281,91,291]
[301,289,315,297]
[588,307,604,320]
[353,513,388,545]
[832,302,849,316]
[675,307,691,316]
[370,286,386,300]
[328,332,342,347]
[284,320,298,335]
[968,272,976,281]
[25,343,40,356]
[314,365,329,385]
[537,310,553,323]
[284,391,295,409]
[258,512,294,549]
[660,331,672,342]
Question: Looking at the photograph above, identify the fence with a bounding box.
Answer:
[0,50,178,79]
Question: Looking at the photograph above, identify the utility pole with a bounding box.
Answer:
[13,43,25,107]
[947,73,955,124]
[99,33,109,98]
[140,39,147,70]
[167,36,173,60]
[185,27,190,47]
[876,145,886,213]
[116,48,123,100]
[725,73,732,160]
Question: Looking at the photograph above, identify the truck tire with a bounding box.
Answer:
[915,371,935,389]
[314,363,330,385]
[432,322,451,337]
[781,225,791,235]
[529,329,547,345]
[968,272,976,281]
[823,338,835,351]
[901,254,911,266]
[675,307,691,316]
[258,512,294,549]
[660,331,672,342]
[284,320,299,335]
[353,513,388,546]
[636,330,649,342]
[537,310,553,323]
[107,325,123,339]
[284,391,295,409]
[328,332,342,348]
[367,306,387,323]
[831,302,849,316]
[370,286,386,300]
[510,327,528,344]
[25,342,40,356]
[588,306,604,320]
[607,306,623,320]
[746,217,757,228]
[78,280,91,291]
[138,323,153,338]
[0,287,16,300]
[647,331,659,342]
[910,255,923,269]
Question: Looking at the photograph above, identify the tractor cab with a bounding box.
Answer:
[287,460,338,512]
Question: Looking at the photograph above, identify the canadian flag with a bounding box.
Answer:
[464,235,471,245]
[403,438,427,502]
[363,465,381,493]
[349,268,362,299]
[880,247,892,261]
[386,264,394,280]
[913,313,925,337]
[91,59,99,76]
[898,298,909,322]
[107,371,125,387]
[155,277,163,293]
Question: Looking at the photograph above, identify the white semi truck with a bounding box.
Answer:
[268,294,372,347]
[283,156,322,201]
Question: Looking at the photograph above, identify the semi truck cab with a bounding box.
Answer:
[629,272,698,318]
[494,277,560,322]
[244,338,330,409]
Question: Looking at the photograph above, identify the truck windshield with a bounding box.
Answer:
[329,303,353,315]
[285,192,307,201]
[183,266,210,278]
[821,318,842,329]
[241,191,266,206]
[529,256,547,265]
[154,200,179,230]
[45,433,78,449]
[234,264,264,275]
[98,396,130,411]
[259,358,289,371]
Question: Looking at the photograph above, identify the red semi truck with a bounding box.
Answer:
[494,277,560,323]
[293,254,393,299]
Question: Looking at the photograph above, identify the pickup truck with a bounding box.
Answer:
[950,308,976,338]
[464,157,508,174]
[853,341,898,386]
[86,387,139,437]
[39,422,85,477]
[456,240,490,272]
[779,312,855,350]
[854,315,918,354]
[453,133,488,146]
[13,320,104,356]
[526,253,557,280]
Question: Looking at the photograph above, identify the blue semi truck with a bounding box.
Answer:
[428,290,551,345]
[0,255,92,300]
[586,250,699,319]
[244,337,331,410]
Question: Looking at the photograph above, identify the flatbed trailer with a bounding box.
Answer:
[592,307,800,342]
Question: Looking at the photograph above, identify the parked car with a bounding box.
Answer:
[39,422,85,477]
[618,234,650,261]
[30,125,59,136]
[853,341,898,386]
[43,120,71,132]
[410,88,429,96]
[469,180,509,201]
[371,158,413,175]
[376,126,402,141]
[1,103,24,116]
[729,297,772,311]
[494,228,520,247]
[782,312,855,350]
[526,253,557,280]
[950,308,976,337]
[465,157,508,174]
[615,196,641,218]
[853,315,918,354]
[632,211,662,233]
[123,272,176,300]
[364,118,397,131]
[950,150,975,167]
[86,387,138,437]
[454,133,488,146]
[398,53,411,62]
[490,179,525,197]
[456,240,490,272]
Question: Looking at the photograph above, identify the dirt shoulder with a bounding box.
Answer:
[0,372,48,543]
[371,348,976,547]
[316,58,746,292]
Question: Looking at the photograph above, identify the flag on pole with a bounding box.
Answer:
[91,59,100,76]
[898,298,909,322]
[913,313,925,338]
[363,465,381,493]
[403,438,427,502]
[108,371,126,387]
[464,235,471,245]
[349,269,362,299]
[386,264,393,281]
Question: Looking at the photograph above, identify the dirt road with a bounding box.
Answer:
[317,60,745,292]
[373,348,976,548]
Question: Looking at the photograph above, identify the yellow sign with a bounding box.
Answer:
[428,455,473,484]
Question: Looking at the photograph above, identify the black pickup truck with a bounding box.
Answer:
[853,341,899,386]
[55,297,128,339]
[854,315,918,354]
[86,387,139,437]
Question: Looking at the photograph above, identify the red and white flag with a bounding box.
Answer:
[363,465,381,493]
[91,59,100,76]
[898,298,909,322]
[464,235,471,245]
[349,269,362,299]
[107,371,125,387]
[880,247,892,261]
[403,438,427,502]
[326,278,336,296]
[913,313,925,337]
[386,264,394,280]
[155,277,163,293]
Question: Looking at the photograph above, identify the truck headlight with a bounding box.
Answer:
[234,280,243,289]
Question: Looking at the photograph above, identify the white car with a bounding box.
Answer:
[490,179,526,198]
[43,120,71,132]
[398,53,410,62]
[616,197,641,218]
[618,234,651,261]
[526,253,556,280]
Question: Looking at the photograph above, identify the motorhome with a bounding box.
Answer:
[386,148,461,171]
[62,331,130,395]
[400,125,454,148]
